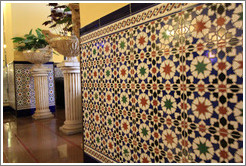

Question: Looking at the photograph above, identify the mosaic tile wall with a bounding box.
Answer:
[7,62,16,110]
[11,62,55,111]
[80,3,243,163]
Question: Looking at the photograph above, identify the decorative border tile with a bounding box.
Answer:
[80,3,200,44]
[84,145,116,163]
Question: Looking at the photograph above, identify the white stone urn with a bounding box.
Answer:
[42,31,80,62]
[22,45,54,120]
[22,45,53,69]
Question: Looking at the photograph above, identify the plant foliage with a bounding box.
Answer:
[12,28,48,51]
[42,3,72,35]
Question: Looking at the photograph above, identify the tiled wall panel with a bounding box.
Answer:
[9,62,56,111]
[182,3,243,163]
[14,63,55,110]
[80,3,243,163]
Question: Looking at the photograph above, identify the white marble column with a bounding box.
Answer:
[58,61,82,135]
[31,64,54,120]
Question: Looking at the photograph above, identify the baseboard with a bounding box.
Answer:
[3,106,16,116]
[3,106,13,112]
[14,106,56,117]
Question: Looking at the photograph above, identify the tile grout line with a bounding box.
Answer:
[35,122,82,151]
[14,133,40,163]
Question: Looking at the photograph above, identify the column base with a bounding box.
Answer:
[32,109,54,120]
[59,123,82,135]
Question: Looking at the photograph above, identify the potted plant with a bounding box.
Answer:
[42,3,79,62]
[42,3,72,36]
[12,28,54,120]
[12,28,53,67]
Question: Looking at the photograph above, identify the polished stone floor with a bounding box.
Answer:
[3,108,93,163]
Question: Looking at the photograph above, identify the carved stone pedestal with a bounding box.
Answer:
[58,61,82,135]
[31,65,54,120]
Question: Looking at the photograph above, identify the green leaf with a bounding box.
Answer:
[36,29,43,38]
[64,7,70,12]
[57,16,69,24]
[25,34,35,38]
[15,46,26,51]
[29,29,32,35]
[24,39,35,44]
[26,34,36,39]
[12,37,24,40]
[24,34,30,37]
[12,28,49,51]
[11,37,25,43]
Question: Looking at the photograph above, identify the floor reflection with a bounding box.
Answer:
[3,109,85,163]
[57,144,68,158]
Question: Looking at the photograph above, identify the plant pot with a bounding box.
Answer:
[48,35,79,62]
[22,45,53,69]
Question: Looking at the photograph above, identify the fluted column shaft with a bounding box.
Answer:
[58,61,82,135]
[31,64,54,120]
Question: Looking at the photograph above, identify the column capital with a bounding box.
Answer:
[57,61,80,73]
[57,61,80,68]
[31,66,51,77]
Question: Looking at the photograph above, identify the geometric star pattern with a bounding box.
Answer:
[13,63,56,110]
[80,3,243,163]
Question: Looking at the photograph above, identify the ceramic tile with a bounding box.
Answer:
[156,89,185,162]
[184,46,243,91]
[187,90,243,130]
[80,2,243,163]
[183,3,243,93]
[80,3,188,43]
[188,131,221,162]
[182,4,217,45]
[214,3,243,43]
[186,89,243,162]
[14,63,55,111]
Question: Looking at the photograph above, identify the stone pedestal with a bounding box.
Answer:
[31,65,54,120]
[58,61,82,135]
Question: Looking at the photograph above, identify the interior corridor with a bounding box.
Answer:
[3,109,96,163]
